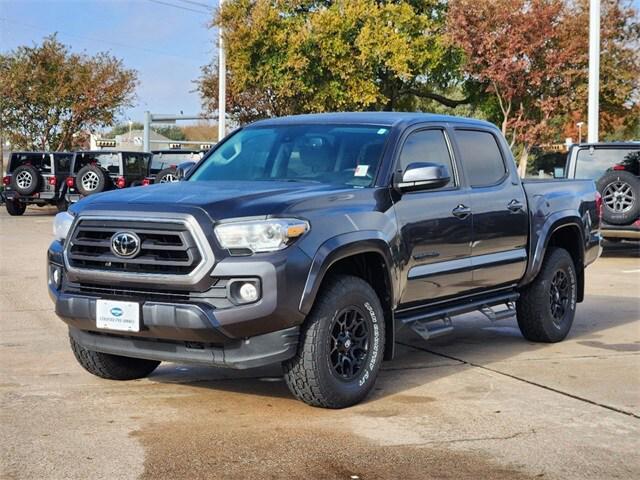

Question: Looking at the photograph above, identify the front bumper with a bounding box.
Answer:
[48,236,310,368]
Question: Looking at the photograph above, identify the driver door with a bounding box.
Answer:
[393,126,473,307]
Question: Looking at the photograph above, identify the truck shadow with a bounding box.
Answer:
[149,292,639,406]
[601,241,639,258]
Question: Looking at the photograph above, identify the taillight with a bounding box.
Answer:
[48,177,57,186]
[66,177,74,188]
[595,191,603,221]
[612,164,625,171]
[116,176,126,188]
[142,178,150,186]
[2,176,9,186]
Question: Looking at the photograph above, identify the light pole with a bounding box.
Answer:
[576,122,584,144]
[587,0,600,143]
[218,0,226,141]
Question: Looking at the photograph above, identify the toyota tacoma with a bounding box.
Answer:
[48,113,602,408]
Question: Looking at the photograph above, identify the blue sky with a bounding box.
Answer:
[1,0,638,126]
[0,0,218,124]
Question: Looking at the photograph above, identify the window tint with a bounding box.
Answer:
[123,153,150,176]
[73,152,120,174]
[9,153,52,173]
[456,130,506,187]
[54,154,73,174]
[575,147,640,179]
[398,129,455,187]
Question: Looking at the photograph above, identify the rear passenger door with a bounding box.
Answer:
[394,126,473,306]
[452,128,529,289]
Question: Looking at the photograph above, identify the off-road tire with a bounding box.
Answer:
[283,275,385,408]
[597,170,639,225]
[517,247,577,343]
[70,334,160,380]
[5,199,26,216]
[76,165,108,196]
[156,167,178,183]
[10,165,41,195]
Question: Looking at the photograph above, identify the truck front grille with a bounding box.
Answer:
[67,219,203,275]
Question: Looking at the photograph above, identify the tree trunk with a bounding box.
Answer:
[517,146,529,178]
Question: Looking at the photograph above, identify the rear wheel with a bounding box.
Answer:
[283,275,385,408]
[597,170,639,225]
[5,199,26,216]
[10,165,41,196]
[76,165,108,196]
[70,335,160,380]
[517,247,577,343]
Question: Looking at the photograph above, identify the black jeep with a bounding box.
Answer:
[65,151,152,204]
[3,151,74,216]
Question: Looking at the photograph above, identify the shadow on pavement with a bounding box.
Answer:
[148,292,639,405]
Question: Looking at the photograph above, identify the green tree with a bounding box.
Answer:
[0,35,137,152]
[199,0,470,124]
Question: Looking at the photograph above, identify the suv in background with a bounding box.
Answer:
[2,151,74,216]
[150,149,204,183]
[566,142,640,241]
[65,151,152,204]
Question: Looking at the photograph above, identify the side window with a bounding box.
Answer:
[398,129,456,188]
[123,153,148,176]
[455,130,507,187]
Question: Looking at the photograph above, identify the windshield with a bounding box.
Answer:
[151,151,202,174]
[574,147,640,179]
[189,124,391,187]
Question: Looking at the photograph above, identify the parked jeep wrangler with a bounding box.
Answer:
[49,113,601,408]
[65,151,152,204]
[565,142,640,241]
[3,151,74,215]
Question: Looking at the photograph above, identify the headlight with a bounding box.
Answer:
[215,218,309,253]
[53,211,75,242]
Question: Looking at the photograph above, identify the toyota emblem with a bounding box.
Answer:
[110,232,141,258]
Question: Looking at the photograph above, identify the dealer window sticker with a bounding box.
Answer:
[354,165,370,177]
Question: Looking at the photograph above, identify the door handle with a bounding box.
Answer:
[507,199,524,212]
[452,204,471,219]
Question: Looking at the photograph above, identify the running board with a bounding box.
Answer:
[397,291,519,342]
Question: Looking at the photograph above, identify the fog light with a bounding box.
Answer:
[50,265,62,289]
[239,282,259,302]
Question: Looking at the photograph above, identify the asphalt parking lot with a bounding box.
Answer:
[1,206,639,479]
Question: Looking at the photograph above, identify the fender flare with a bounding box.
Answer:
[520,211,586,289]
[298,230,398,360]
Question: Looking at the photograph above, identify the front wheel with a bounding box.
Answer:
[517,247,577,343]
[283,275,385,408]
[70,334,160,380]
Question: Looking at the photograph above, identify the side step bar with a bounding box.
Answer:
[396,291,519,342]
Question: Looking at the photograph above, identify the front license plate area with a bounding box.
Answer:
[96,299,140,332]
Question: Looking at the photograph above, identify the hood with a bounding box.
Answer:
[72,180,364,220]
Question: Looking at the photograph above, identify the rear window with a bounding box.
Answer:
[123,153,151,176]
[73,152,121,174]
[574,147,640,179]
[455,130,507,187]
[54,153,73,174]
[150,151,201,174]
[9,153,52,173]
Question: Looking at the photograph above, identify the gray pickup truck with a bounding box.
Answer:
[48,113,602,408]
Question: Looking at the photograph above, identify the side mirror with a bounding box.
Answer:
[175,161,196,181]
[396,162,450,192]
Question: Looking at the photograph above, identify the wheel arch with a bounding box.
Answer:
[299,231,398,360]
[521,215,586,302]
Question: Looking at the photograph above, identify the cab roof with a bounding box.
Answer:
[250,112,495,129]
